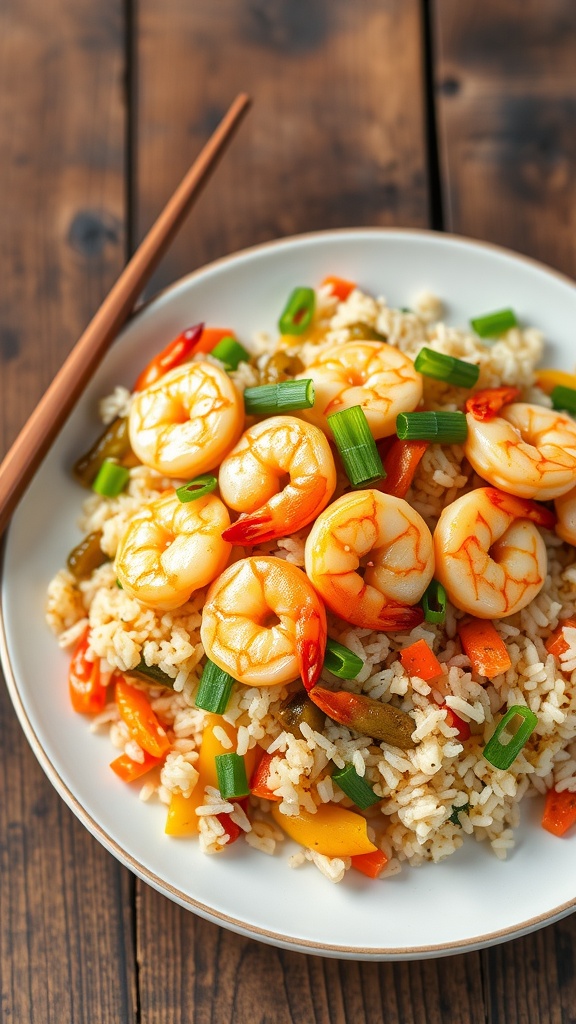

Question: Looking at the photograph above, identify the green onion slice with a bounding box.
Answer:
[215,752,250,800]
[332,764,381,810]
[195,659,236,715]
[328,405,384,487]
[243,379,315,416]
[396,411,468,444]
[482,705,538,770]
[278,286,316,335]
[129,660,175,689]
[176,474,218,503]
[551,385,576,416]
[422,579,447,624]
[210,336,250,370]
[414,348,480,389]
[470,308,517,338]
[92,459,130,497]
[324,638,364,680]
[448,800,470,826]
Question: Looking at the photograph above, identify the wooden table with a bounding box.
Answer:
[2,1,576,1020]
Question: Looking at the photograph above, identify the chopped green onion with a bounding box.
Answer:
[414,348,480,389]
[128,660,175,689]
[396,411,468,444]
[278,286,316,335]
[482,705,538,770]
[332,764,381,810]
[551,385,576,416]
[92,459,130,497]
[328,405,384,487]
[176,474,218,503]
[116,579,123,589]
[422,579,447,624]
[448,800,470,826]
[195,659,235,715]
[215,752,250,800]
[470,308,517,338]
[324,638,364,680]
[243,379,315,415]
[210,336,250,370]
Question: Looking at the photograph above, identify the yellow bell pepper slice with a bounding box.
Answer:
[535,369,576,395]
[271,802,377,858]
[165,786,205,836]
[196,714,259,790]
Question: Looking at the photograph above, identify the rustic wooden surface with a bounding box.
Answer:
[2,1,576,1020]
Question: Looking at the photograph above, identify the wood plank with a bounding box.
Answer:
[433,0,576,276]
[0,0,136,1020]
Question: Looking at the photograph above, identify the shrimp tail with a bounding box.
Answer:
[465,386,521,421]
[296,606,327,691]
[222,512,275,545]
[222,478,331,546]
[343,601,424,632]
[485,487,556,529]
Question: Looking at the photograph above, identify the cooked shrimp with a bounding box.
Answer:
[434,487,554,619]
[218,416,337,545]
[128,361,243,478]
[295,341,422,439]
[464,403,576,500]
[304,490,434,631]
[200,556,327,689]
[115,490,231,611]
[555,485,576,546]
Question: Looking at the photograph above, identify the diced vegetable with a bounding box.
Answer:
[332,764,380,810]
[422,579,447,625]
[165,789,204,836]
[115,678,171,758]
[535,369,576,395]
[215,752,250,800]
[196,715,259,791]
[347,322,387,342]
[551,384,576,416]
[271,802,378,858]
[351,849,389,879]
[110,749,163,782]
[195,326,237,355]
[443,707,471,741]
[195,659,236,715]
[72,416,133,488]
[376,438,428,499]
[541,788,576,837]
[175,474,218,503]
[309,687,417,749]
[396,411,468,444]
[328,405,384,487]
[249,751,282,801]
[458,618,512,678]
[68,628,108,714]
[399,639,443,682]
[216,811,242,844]
[278,286,316,335]
[545,618,576,659]
[414,348,480,389]
[482,705,538,770]
[133,323,203,391]
[275,690,326,738]
[243,379,315,415]
[324,638,364,680]
[448,801,470,826]
[66,530,107,580]
[127,659,175,689]
[92,459,130,497]
[210,336,250,370]
[321,275,356,301]
[470,308,517,338]
[465,386,521,421]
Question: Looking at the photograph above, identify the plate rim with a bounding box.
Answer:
[2,225,576,959]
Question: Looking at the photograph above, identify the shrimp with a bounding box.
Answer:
[464,403,576,500]
[433,487,554,619]
[218,416,337,545]
[128,361,243,478]
[304,490,434,631]
[115,490,232,611]
[295,341,422,439]
[555,485,576,546]
[200,556,327,689]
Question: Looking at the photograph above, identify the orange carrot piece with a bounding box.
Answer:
[545,618,576,659]
[351,849,389,879]
[115,678,171,758]
[458,618,512,678]
[133,323,203,390]
[194,326,235,354]
[465,386,521,421]
[321,275,356,301]
[68,627,108,715]
[399,639,443,681]
[249,751,282,801]
[110,749,163,782]
[376,439,429,499]
[542,788,576,837]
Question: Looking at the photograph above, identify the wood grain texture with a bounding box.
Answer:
[0,0,135,1021]
[433,0,576,276]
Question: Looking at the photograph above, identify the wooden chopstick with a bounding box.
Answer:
[0,92,251,539]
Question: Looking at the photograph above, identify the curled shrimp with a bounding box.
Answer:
[304,490,434,631]
[129,361,243,478]
[115,490,231,611]
[295,341,422,439]
[200,556,327,689]
[433,487,554,619]
[555,485,576,546]
[464,402,576,500]
[218,416,337,545]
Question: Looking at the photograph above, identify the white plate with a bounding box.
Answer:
[2,229,576,960]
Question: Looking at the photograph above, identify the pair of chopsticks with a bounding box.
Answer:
[0,93,251,538]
